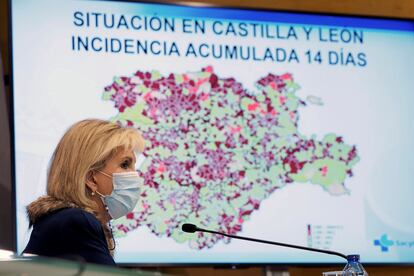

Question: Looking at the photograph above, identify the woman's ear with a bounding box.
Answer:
[85,171,98,192]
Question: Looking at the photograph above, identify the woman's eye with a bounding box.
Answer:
[121,161,130,169]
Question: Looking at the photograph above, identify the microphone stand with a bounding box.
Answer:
[182,223,356,276]
[186,224,348,260]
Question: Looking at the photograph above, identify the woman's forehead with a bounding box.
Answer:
[112,147,135,160]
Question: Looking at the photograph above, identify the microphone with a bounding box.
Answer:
[181,223,348,260]
[181,223,198,233]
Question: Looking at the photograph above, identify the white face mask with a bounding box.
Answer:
[96,171,141,220]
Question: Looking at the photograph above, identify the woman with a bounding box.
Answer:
[23,119,145,265]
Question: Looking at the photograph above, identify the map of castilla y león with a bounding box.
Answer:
[102,66,359,250]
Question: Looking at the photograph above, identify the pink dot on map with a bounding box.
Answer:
[281,73,292,80]
[321,166,328,177]
[157,163,166,173]
[205,66,213,73]
[200,93,209,101]
[248,102,259,111]
[143,92,152,101]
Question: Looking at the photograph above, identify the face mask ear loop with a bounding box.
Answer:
[97,170,112,178]
[96,170,115,194]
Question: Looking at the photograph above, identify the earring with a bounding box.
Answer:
[91,191,95,196]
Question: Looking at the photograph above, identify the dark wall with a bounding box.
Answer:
[0,48,13,251]
[0,0,13,251]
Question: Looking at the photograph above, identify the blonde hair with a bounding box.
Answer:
[47,119,145,215]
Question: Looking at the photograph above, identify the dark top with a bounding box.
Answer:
[23,208,116,266]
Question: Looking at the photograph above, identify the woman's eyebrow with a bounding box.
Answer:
[120,156,133,162]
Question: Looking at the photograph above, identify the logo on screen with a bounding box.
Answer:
[374,234,394,252]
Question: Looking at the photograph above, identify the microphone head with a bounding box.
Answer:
[181,223,198,233]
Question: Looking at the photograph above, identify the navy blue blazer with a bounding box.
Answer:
[24,207,116,266]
